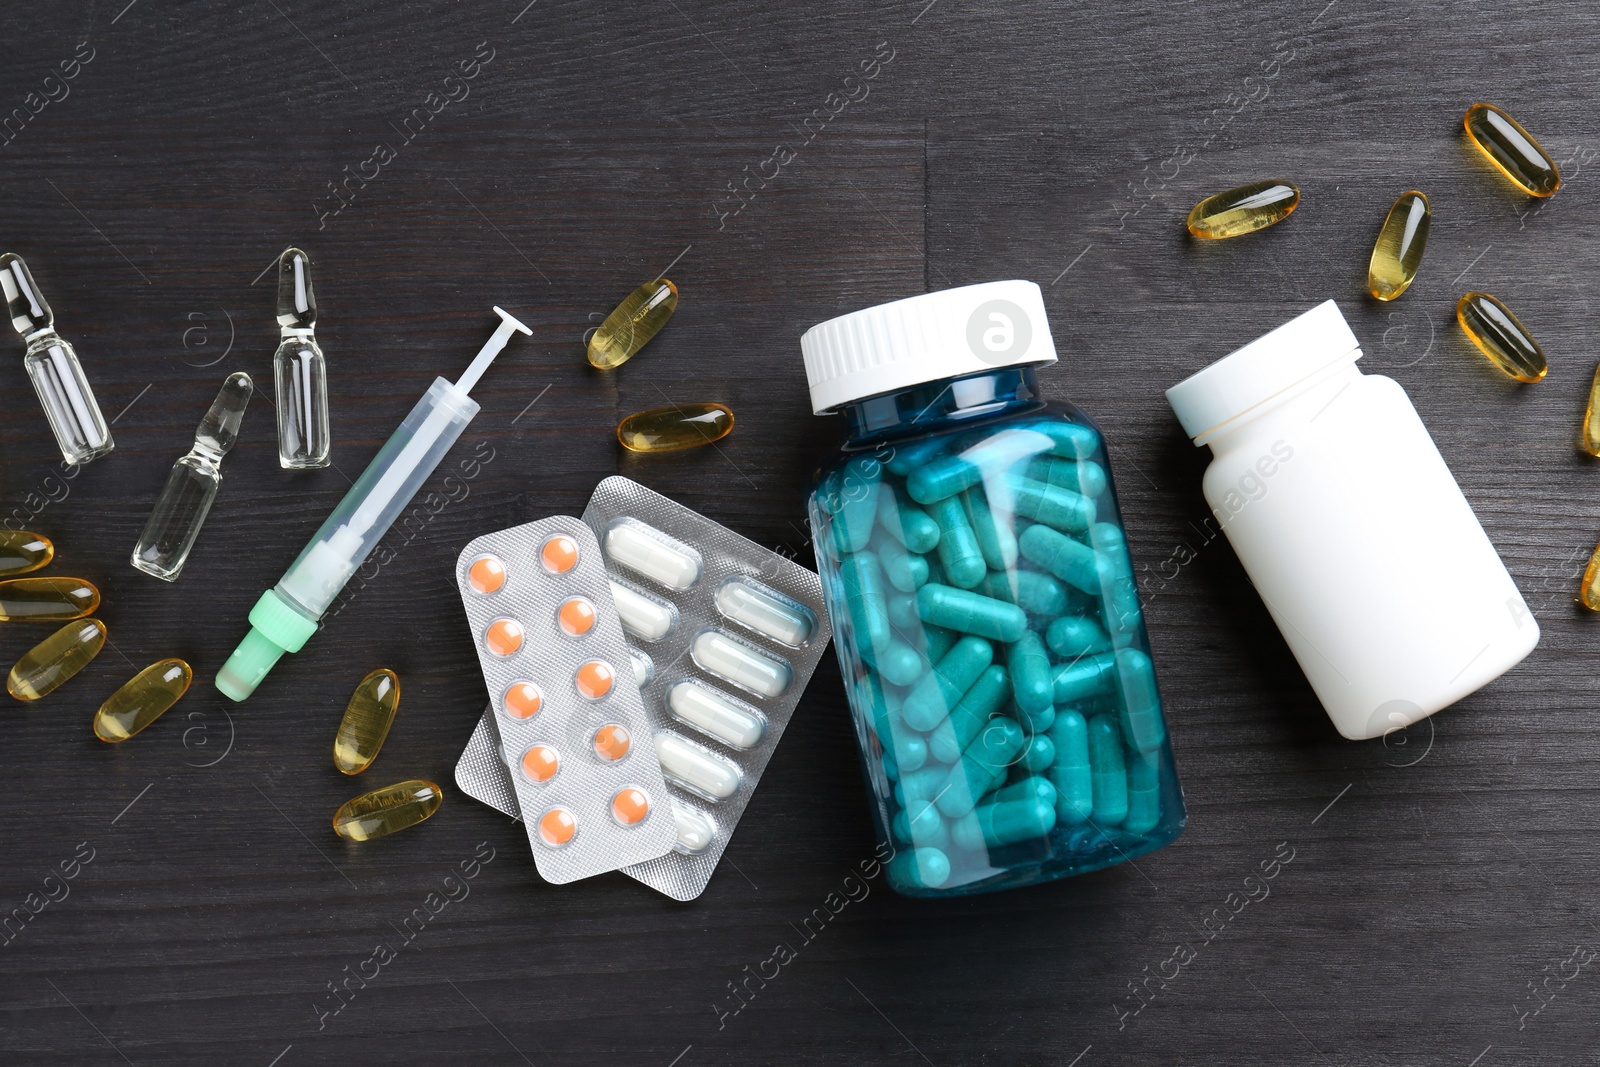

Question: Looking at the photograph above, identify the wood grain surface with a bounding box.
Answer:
[1,1,1596,1064]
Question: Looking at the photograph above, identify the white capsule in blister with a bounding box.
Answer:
[655,732,741,800]
[670,797,716,855]
[715,578,814,647]
[668,681,767,750]
[610,580,676,640]
[630,649,654,688]
[691,630,791,698]
[605,521,701,589]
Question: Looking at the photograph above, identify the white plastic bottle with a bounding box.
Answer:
[1165,300,1538,740]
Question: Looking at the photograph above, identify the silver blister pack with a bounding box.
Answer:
[455,516,676,883]
[456,477,833,900]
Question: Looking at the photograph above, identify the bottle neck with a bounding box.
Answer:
[839,367,1045,444]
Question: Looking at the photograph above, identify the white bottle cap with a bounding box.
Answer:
[800,280,1058,414]
[1166,299,1362,445]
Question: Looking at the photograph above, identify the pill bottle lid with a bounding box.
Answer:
[800,280,1058,414]
[1165,299,1362,445]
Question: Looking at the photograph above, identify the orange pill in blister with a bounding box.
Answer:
[485,618,523,657]
[593,723,631,762]
[504,682,542,719]
[575,660,614,700]
[539,807,577,846]
[467,555,506,594]
[558,597,596,636]
[612,787,650,826]
[541,535,579,574]
[521,744,560,782]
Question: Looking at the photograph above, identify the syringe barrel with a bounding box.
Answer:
[277,377,478,617]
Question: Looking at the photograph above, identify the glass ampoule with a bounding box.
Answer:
[131,372,253,582]
[1,253,114,465]
[273,247,331,469]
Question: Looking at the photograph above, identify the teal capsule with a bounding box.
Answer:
[893,799,949,849]
[1124,752,1161,835]
[887,590,919,630]
[1053,651,1118,703]
[973,780,1059,846]
[979,569,1070,616]
[827,457,883,554]
[876,537,929,593]
[840,554,891,651]
[928,497,986,588]
[1007,631,1054,715]
[887,846,951,890]
[1029,455,1108,498]
[889,726,928,772]
[937,716,1026,816]
[929,664,1011,763]
[1021,420,1099,459]
[1020,732,1056,774]
[1046,616,1110,658]
[1011,477,1095,533]
[886,436,950,476]
[963,490,1018,570]
[1086,714,1128,826]
[1114,648,1165,754]
[907,452,982,504]
[915,584,1027,642]
[877,489,941,554]
[1048,710,1094,825]
[1018,524,1100,593]
[903,635,993,730]
[1089,522,1142,643]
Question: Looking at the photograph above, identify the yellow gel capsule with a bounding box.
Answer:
[9,618,105,700]
[333,668,400,775]
[1185,180,1299,239]
[1582,362,1600,457]
[617,403,734,453]
[1456,292,1547,383]
[0,531,53,576]
[94,658,192,742]
[0,576,99,621]
[587,279,678,370]
[1367,191,1431,301]
[1464,102,1560,198]
[332,779,442,841]
[1582,540,1600,611]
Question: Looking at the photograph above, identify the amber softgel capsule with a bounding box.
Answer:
[333,779,443,841]
[617,403,734,452]
[95,659,192,742]
[0,531,53,576]
[9,618,105,700]
[587,279,678,370]
[333,668,400,774]
[1367,191,1431,302]
[1464,102,1560,198]
[1456,292,1547,383]
[1186,181,1300,239]
[0,577,99,622]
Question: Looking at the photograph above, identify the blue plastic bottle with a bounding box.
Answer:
[801,281,1185,897]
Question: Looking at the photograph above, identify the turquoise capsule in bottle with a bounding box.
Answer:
[805,281,1184,896]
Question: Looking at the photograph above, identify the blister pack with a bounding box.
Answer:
[456,477,832,899]
[456,516,676,883]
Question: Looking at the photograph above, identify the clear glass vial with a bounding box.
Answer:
[801,281,1185,898]
[131,372,253,581]
[273,247,330,469]
[1165,301,1538,739]
[1,253,114,465]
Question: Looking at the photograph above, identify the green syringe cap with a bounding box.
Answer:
[215,590,319,702]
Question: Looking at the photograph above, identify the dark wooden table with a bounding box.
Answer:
[2,1,1596,1063]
